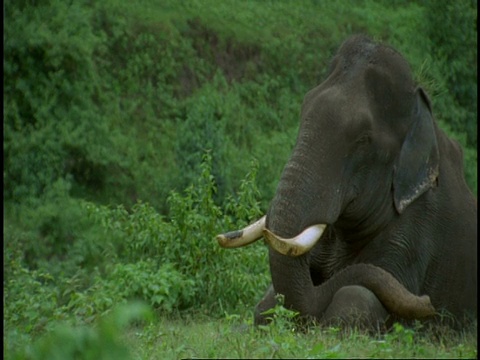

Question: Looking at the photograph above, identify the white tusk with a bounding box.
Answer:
[216,216,266,248]
[263,224,326,256]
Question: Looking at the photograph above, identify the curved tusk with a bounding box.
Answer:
[263,224,326,257]
[216,216,266,248]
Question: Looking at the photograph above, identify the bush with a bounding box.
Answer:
[84,153,269,315]
[4,0,108,202]
[4,153,268,342]
[9,302,152,360]
[424,0,477,148]
[5,0,476,209]
[62,262,195,318]
[4,260,59,336]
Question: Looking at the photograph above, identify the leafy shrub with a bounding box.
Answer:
[84,153,269,315]
[9,302,152,360]
[4,153,269,353]
[4,260,59,336]
[424,0,477,148]
[107,262,194,311]
[63,262,194,318]
[4,0,108,202]
[5,0,476,210]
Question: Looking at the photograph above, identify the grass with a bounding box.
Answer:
[10,302,477,359]
[126,315,477,359]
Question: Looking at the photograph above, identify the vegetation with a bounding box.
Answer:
[8,302,478,359]
[4,0,477,358]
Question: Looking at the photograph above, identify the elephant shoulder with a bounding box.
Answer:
[435,128,473,195]
[441,135,463,167]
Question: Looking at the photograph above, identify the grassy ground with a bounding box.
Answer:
[11,303,477,359]
[126,316,477,359]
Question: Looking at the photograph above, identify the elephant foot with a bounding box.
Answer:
[322,285,389,331]
[254,284,277,326]
[253,285,316,330]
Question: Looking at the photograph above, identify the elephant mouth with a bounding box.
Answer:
[216,215,326,256]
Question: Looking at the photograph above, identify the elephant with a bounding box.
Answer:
[216,35,477,330]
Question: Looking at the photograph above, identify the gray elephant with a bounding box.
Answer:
[217,35,477,329]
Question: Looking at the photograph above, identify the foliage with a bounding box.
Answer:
[4,0,109,202]
[79,153,268,315]
[257,294,301,332]
[9,311,476,359]
[4,154,269,348]
[5,0,476,211]
[9,302,152,360]
[423,0,477,148]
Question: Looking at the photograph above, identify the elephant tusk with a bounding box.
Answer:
[263,224,326,257]
[216,215,266,248]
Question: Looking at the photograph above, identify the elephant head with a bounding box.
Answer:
[262,36,438,252]
[216,35,476,327]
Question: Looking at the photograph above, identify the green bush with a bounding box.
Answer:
[4,260,59,335]
[424,0,477,148]
[83,153,269,315]
[62,262,195,318]
[5,0,476,209]
[4,153,269,352]
[4,0,108,202]
[10,302,152,360]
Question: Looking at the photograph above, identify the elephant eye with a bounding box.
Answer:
[355,133,372,146]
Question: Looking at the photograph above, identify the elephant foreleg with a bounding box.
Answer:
[254,284,277,326]
[322,285,389,330]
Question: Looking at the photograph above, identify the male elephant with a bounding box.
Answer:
[217,35,477,329]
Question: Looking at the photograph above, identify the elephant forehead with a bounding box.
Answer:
[363,64,415,119]
[301,76,415,138]
[301,86,371,131]
[334,35,414,88]
[303,36,416,123]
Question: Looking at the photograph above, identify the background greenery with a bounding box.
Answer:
[4,0,477,358]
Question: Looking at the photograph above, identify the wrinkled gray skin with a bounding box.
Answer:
[255,35,477,328]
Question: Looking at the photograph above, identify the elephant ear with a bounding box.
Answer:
[393,87,439,214]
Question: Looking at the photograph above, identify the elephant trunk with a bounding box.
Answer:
[313,264,436,320]
[263,136,346,316]
[266,128,343,232]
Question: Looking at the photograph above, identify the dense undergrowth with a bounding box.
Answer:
[4,0,477,357]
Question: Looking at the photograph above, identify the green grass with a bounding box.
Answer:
[9,303,478,359]
[130,318,477,359]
